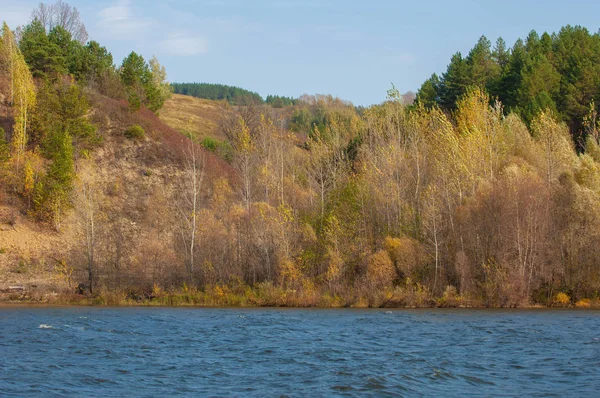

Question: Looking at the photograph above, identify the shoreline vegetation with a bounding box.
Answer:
[2,284,599,309]
[2,2,600,311]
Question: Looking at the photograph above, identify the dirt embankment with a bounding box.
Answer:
[0,93,234,301]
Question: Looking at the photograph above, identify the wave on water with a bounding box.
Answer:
[2,308,595,397]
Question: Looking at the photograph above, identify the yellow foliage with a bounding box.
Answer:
[7,24,36,166]
[152,283,163,298]
[531,111,577,182]
[366,250,395,288]
[234,117,253,153]
[228,204,247,221]
[555,292,570,305]
[575,298,591,308]
[384,236,423,277]
[279,259,302,289]
[277,203,294,223]
[325,249,343,284]
[455,87,491,136]
[54,259,73,288]
[211,177,234,213]
[23,158,34,197]
[575,154,600,191]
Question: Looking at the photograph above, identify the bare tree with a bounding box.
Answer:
[176,138,205,280]
[31,1,88,43]
[231,118,254,210]
[75,162,102,294]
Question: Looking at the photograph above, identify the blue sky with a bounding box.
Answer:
[2,0,600,105]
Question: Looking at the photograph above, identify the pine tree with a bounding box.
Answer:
[416,73,440,108]
[492,37,510,70]
[439,52,468,110]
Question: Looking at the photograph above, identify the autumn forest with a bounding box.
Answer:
[1,2,600,308]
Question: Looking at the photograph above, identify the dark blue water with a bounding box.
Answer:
[1,308,599,397]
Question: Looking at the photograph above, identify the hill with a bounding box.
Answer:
[159,94,230,141]
[171,82,263,105]
[1,91,235,302]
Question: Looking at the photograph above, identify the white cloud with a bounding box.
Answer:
[159,33,209,56]
[96,0,154,40]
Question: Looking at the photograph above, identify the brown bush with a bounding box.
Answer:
[365,250,395,289]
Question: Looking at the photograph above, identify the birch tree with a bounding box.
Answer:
[232,118,254,210]
[75,162,102,294]
[177,138,205,280]
[1,23,36,176]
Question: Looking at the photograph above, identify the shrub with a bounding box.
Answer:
[365,250,396,289]
[554,292,570,305]
[384,236,424,279]
[201,137,234,161]
[575,298,591,308]
[438,285,461,307]
[201,137,219,151]
[124,125,145,139]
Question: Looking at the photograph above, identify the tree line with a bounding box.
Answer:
[172,82,298,108]
[416,26,600,151]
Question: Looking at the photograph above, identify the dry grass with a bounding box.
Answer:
[159,94,231,141]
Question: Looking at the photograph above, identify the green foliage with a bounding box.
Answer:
[23,78,94,227]
[19,18,113,85]
[120,52,170,112]
[417,26,600,143]
[31,81,99,151]
[416,74,440,108]
[172,82,263,105]
[19,19,55,78]
[124,125,145,139]
[200,137,233,161]
[73,40,113,83]
[266,95,297,107]
[201,136,219,151]
[0,129,8,163]
[33,129,75,228]
[439,52,469,110]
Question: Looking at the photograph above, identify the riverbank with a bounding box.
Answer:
[2,283,598,309]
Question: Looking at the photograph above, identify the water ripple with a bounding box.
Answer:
[1,308,599,396]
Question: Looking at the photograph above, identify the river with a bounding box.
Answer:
[1,307,599,396]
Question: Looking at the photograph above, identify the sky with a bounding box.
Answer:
[2,0,600,106]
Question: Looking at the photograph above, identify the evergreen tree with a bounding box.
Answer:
[439,52,469,110]
[19,19,63,78]
[492,37,510,70]
[120,52,169,112]
[466,35,500,90]
[74,40,114,83]
[416,73,440,108]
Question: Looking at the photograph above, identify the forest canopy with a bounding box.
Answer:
[172,82,298,107]
[171,82,264,105]
[416,26,600,150]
